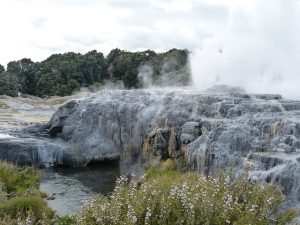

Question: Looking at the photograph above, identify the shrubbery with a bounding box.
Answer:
[0,161,53,224]
[71,167,296,225]
[0,162,41,193]
[0,161,296,225]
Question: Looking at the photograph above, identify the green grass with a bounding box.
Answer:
[0,196,53,220]
[0,161,41,194]
[57,216,76,225]
[0,161,53,224]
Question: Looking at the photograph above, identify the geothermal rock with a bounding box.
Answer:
[0,133,81,167]
[1,88,300,205]
[143,128,178,166]
[48,89,300,199]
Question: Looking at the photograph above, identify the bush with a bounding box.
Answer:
[0,162,53,224]
[57,216,76,225]
[73,168,296,225]
[0,161,41,194]
[0,210,51,225]
[0,196,53,220]
[0,184,6,203]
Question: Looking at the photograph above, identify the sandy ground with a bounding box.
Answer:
[0,92,91,128]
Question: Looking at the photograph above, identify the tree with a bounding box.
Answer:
[80,50,105,85]
[35,71,61,97]
[0,48,191,97]
[0,64,4,73]
[105,48,190,88]
[67,79,80,93]
[106,49,158,88]
[0,72,20,97]
[151,49,191,86]
[33,50,106,96]
[7,58,36,95]
[106,48,123,65]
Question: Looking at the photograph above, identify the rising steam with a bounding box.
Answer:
[191,0,300,99]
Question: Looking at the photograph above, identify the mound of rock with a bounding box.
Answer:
[1,88,300,206]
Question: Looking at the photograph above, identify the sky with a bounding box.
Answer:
[0,0,239,66]
[191,0,300,99]
[2,0,299,99]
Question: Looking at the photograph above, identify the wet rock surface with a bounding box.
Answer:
[0,92,90,167]
[1,88,300,207]
[0,135,79,167]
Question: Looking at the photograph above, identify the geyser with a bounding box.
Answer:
[191,0,300,99]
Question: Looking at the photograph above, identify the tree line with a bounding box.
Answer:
[0,48,190,97]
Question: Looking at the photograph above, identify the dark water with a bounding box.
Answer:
[40,163,120,216]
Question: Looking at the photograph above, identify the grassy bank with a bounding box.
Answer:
[0,161,53,224]
[0,161,297,225]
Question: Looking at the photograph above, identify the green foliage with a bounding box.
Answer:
[67,79,80,93]
[34,51,105,96]
[0,162,296,225]
[106,48,190,88]
[0,184,6,203]
[1,48,190,97]
[0,162,53,224]
[0,64,4,73]
[0,72,19,97]
[0,196,53,220]
[88,82,103,92]
[0,161,41,194]
[7,58,36,95]
[153,49,190,86]
[35,70,61,97]
[73,168,296,225]
[57,216,76,225]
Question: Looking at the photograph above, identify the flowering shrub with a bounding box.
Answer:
[73,168,296,225]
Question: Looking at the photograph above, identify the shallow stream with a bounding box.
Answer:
[40,163,120,216]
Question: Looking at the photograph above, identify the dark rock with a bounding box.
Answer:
[0,135,82,167]
[254,94,282,100]
[143,128,179,165]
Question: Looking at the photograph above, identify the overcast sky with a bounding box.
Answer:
[0,0,246,66]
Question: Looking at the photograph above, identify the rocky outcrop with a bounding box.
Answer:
[142,121,201,167]
[0,123,84,167]
[0,135,79,167]
[44,88,300,182]
[2,87,300,206]
[143,128,179,165]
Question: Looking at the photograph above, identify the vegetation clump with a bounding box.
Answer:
[0,161,296,224]
[0,48,190,97]
[0,161,53,224]
[71,167,296,225]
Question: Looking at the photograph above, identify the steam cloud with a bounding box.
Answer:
[138,59,191,88]
[138,64,154,88]
[191,0,300,99]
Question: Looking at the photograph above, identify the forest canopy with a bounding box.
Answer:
[0,49,190,97]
